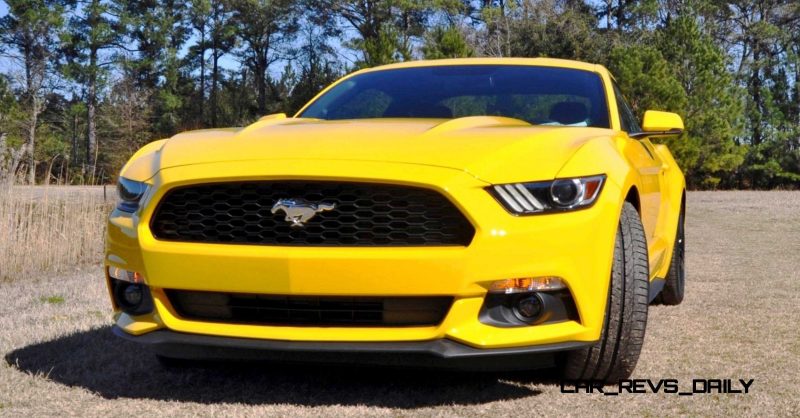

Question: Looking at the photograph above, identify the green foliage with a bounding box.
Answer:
[318,0,435,67]
[609,46,685,113]
[655,15,745,189]
[0,0,68,184]
[229,0,300,113]
[609,14,747,189]
[742,136,800,189]
[0,76,23,147]
[507,0,607,63]
[422,26,473,59]
[61,0,118,87]
[0,0,797,189]
[352,25,399,68]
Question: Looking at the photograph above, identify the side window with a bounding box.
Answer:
[612,83,642,133]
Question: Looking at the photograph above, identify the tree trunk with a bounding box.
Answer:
[199,26,206,126]
[255,55,268,115]
[750,48,762,146]
[24,45,38,185]
[86,47,98,175]
[26,107,37,185]
[794,51,800,129]
[211,42,219,127]
[71,113,78,165]
[0,132,6,181]
[0,133,26,184]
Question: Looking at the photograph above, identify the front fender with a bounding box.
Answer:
[556,135,643,200]
[557,135,686,280]
[119,139,168,182]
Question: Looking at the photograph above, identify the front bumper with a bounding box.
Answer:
[106,159,622,350]
[112,325,591,371]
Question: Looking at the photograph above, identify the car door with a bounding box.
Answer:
[612,83,667,272]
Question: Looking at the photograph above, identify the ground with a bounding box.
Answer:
[1,191,798,417]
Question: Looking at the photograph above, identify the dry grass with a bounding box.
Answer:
[0,184,113,281]
[0,191,798,417]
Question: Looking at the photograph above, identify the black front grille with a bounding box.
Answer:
[167,290,453,327]
[150,181,474,246]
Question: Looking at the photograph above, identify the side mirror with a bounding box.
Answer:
[258,113,287,121]
[630,110,684,139]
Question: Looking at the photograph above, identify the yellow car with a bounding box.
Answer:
[106,58,686,382]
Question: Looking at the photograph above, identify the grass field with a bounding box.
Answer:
[0,185,111,281]
[0,191,798,416]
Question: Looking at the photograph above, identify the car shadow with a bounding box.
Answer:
[5,326,551,407]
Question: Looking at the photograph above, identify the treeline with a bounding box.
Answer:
[0,0,798,188]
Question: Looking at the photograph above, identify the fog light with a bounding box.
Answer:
[108,267,144,283]
[111,278,153,316]
[514,294,543,320]
[123,284,143,306]
[488,277,566,294]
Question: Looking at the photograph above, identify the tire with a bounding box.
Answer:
[654,203,685,305]
[561,202,649,383]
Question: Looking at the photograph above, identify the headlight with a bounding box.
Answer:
[117,177,148,213]
[489,174,605,215]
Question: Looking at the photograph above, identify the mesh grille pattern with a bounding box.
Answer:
[150,181,474,246]
[167,290,453,327]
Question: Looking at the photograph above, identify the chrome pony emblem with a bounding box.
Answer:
[271,198,336,228]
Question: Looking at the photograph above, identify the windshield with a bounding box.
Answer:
[299,65,610,128]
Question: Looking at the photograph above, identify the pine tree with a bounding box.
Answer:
[187,0,212,126]
[208,0,237,127]
[62,0,121,181]
[313,0,434,67]
[117,0,189,136]
[229,0,300,115]
[0,0,67,184]
[287,20,341,114]
[422,26,473,59]
[656,14,745,188]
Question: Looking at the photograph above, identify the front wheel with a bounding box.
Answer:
[561,202,649,383]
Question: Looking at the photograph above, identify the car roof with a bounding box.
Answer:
[358,57,609,76]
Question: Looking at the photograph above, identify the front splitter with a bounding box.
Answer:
[113,326,593,371]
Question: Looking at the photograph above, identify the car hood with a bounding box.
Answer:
[139,117,612,184]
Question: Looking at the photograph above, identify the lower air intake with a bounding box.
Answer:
[167,290,453,327]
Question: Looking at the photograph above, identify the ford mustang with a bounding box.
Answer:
[106,58,686,382]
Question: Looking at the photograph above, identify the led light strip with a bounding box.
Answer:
[514,184,545,210]
[493,185,544,213]
[493,185,524,213]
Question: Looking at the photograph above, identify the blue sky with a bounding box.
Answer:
[0,0,358,89]
[0,0,609,93]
